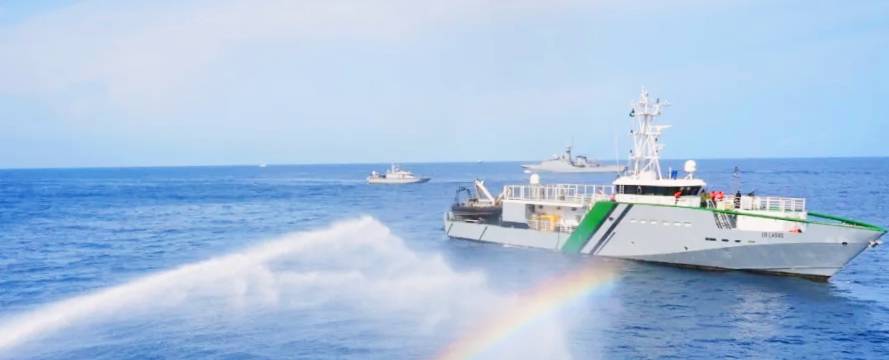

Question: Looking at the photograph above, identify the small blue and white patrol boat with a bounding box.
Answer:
[368,164,430,184]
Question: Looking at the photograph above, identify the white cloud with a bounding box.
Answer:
[0,0,594,114]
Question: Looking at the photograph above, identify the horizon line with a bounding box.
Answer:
[3,155,889,171]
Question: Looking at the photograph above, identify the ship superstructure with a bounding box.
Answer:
[444,89,885,280]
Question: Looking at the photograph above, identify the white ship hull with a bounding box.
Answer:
[367,177,430,184]
[445,203,883,280]
[367,164,430,184]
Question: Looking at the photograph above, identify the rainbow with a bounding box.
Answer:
[436,264,615,360]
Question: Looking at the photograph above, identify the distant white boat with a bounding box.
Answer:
[521,145,625,173]
[367,164,430,184]
[258,163,268,168]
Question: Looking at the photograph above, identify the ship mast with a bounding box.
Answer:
[628,88,670,180]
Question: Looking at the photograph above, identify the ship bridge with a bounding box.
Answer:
[496,89,809,232]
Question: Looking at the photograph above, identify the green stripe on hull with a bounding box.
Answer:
[808,212,886,232]
[561,201,617,254]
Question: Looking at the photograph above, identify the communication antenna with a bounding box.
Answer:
[613,131,620,174]
[610,110,621,175]
[732,166,741,193]
[627,87,670,179]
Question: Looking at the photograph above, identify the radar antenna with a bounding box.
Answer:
[628,87,670,180]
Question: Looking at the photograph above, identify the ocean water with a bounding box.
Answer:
[1,158,888,359]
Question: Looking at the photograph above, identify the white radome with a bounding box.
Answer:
[684,160,697,173]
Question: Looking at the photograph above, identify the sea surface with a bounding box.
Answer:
[1,158,888,359]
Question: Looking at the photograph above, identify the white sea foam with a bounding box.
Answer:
[0,217,578,358]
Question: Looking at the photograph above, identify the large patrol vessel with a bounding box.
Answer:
[521,145,626,173]
[444,89,885,280]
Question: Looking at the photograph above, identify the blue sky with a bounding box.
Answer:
[1,0,887,168]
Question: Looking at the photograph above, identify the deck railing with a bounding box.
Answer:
[502,183,806,214]
[716,195,806,213]
[748,196,806,213]
[503,184,613,205]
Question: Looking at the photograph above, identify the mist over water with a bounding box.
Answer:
[0,217,589,359]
